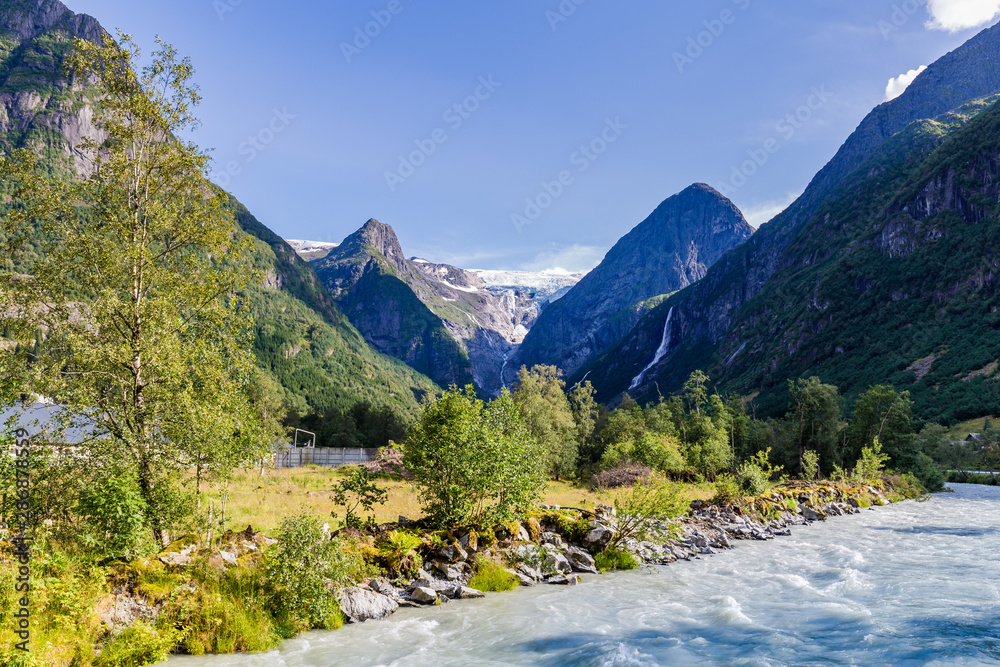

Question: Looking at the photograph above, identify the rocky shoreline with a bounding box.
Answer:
[336,481,894,624]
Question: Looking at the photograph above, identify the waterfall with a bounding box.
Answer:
[629,307,674,390]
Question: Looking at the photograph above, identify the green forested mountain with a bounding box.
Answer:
[586,92,1000,424]
[0,0,439,422]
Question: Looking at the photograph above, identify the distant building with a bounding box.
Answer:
[0,401,97,446]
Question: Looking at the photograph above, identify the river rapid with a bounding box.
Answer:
[169,483,1000,666]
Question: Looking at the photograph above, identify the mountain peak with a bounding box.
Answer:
[340,218,407,271]
[0,0,102,43]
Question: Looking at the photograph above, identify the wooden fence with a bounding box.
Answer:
[273,447,378,469]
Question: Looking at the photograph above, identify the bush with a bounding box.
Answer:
[403,386,545,527]
[909,452,945,493]
[801,450,820,481]
[77,468,151,559]
[609,477,688,549]
[735,461,768,496]
[468,556,518,592]
[156,565,281,654]
[95,623,178,667]
[591,462,654,489]
[264,514,370,631]
[711,473,741,506]
[594,548,639,572]
[854,437,890,484]
[330,467,387,529]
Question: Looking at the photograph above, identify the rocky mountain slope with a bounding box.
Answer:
[313,219,547,393]
[0,0,440,420]
[583,23,1000,423]
[511,183,753,381]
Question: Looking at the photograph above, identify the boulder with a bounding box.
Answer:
[547,574,579,586]
[338,586,399,622]
[540,531,565,548]
[543,550,573,575]
[565,546,599,575]
[437,543,468,563]
[219,550,237,566]
[368,578,400,599]
[516,564,544,581]
[410,587,439,604]
[457,586,486,599]
[801,507,825,521]
[584,524,614,549]
[506,568,536,587]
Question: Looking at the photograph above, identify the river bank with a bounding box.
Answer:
[172,483,1000,667]
[0,476,924,665]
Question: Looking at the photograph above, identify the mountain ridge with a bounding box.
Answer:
[511,182,753,380]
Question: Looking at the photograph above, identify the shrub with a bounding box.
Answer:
[801,450,820,481]
[735,461,768,496]
[95,623,179,667]
[373,531,423,579]
[909,452,945,493]
[468,556,518,592]
[264,514,370,631]
[854,437,890,484]
[591,462,654,489]
[330,467,387,530]
[77,468,151,559]
[594,548,638,572]
[403,386,545,527]
[711,473,741,506]
[156,565,281,654]
[609,477,688,550]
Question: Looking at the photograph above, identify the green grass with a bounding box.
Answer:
[594,548,639,572]
[468,557,518,592]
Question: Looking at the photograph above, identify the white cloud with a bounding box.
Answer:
[520,244,605,274]
[885,66,928,101]
[925,0,1000,32]
[740,192,801,229]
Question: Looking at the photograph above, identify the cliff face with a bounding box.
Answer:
[313,219,542,393]
[512,183,753,380]
[582,22,1000,411]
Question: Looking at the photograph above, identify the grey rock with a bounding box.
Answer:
[338,586,399,623]
[438,543,469,563]
[540,531,565,547]
[506,568,536,587]
[566,546,600,575]
[219,550,237,566]
[584,524,614,549]
[410,587,438,604]
[543,550,573,575]
[458,586,486,599]
[516,564,544,581]
[547,574,580,586]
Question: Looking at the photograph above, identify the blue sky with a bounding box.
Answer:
[62,0,1000,272]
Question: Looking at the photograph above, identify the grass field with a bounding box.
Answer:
[200,465,717,535]
[946,416,997,440]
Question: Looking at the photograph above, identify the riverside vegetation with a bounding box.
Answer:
[0,29,976,667]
